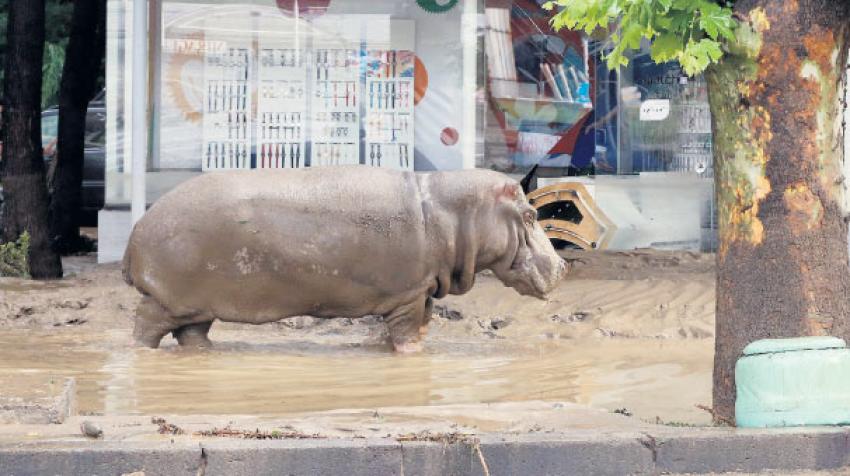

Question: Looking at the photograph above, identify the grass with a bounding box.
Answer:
[0,232,29,278]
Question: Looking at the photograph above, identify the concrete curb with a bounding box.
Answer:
[0,378,76,425]
[2,427,850,475]
[651,427,850,474]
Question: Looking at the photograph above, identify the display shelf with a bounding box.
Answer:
[257,47,308,169]
[202,47,252,171]
[309,48,361,167]
[363,49,415,170]
[200,23,415,172]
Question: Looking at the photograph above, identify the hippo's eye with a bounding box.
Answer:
[522,209,537,226]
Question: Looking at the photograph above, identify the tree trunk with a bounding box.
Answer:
[49,0,106,254]
[1,0,62,278]
[706,0,850,425]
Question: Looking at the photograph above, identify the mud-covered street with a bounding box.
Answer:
[0,250,715,428]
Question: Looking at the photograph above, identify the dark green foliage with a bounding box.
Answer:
[0,0,73,107]
[544,0,737,75]
[0,232,29,278]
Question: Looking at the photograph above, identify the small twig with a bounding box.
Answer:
[395,431,489,475]
[152,416,185,435]
[695,404,734,427]
[395,431,476,444]
[472,440,491,476]
[194,426,324,440]
[196,447,207,476]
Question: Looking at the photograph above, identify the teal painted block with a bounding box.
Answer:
[736,337,850,428]
[742,336,846,355]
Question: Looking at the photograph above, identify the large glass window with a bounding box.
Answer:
[104,0,715,252]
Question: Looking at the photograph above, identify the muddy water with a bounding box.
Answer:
[0,330,713,424]
[0,279,73,293]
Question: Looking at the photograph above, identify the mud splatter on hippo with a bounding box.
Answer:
[123,166,566,352]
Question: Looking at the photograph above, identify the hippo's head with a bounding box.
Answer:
[485,182,567,299]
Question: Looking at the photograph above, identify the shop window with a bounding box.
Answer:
[160,7,416,172]
[103,0,716,252]
[481,0,594,174]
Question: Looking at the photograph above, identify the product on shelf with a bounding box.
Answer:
[257,47,308,169]
[364,49,415,171]
[309,47,361,167]
[200,40,416,171]
[202,47,252,171]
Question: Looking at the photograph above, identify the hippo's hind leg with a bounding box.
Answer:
[133,296,179,348]
[386,297,431,353]
[419,297,434,338]
[172,321,213,348]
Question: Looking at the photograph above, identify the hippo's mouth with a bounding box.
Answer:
[505,258,551,300]
[513,280,549,300]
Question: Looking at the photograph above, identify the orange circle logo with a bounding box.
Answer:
[414,56,429,106]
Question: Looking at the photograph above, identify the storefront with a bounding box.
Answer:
[100,0,716,262]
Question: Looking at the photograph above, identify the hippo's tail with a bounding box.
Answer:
[122,241,134,286]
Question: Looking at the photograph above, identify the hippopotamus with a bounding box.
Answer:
[123,166,566,352]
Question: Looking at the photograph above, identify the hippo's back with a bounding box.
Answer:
[123,166,429,317]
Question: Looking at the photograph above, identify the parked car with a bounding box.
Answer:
[0,91,105,229]
[42,92,106,225]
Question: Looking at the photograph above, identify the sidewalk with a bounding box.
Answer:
[0,401,848,475]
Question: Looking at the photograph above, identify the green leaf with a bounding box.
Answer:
[656,0,674,11]
[699,2,735,41]
[672,0,696,9]
[650,33,681,63]
[680,38,723,75]
[668,9,694,32]
[546,0,735,73]
[42,42,65,108]
[620,22,645,50]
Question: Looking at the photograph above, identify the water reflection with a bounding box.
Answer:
[0,330,712,424]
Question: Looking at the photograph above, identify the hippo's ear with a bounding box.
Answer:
[496,183,520,202]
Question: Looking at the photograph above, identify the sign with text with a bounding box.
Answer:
[639,99,671,121]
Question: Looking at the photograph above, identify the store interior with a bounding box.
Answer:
[101,0,716,262]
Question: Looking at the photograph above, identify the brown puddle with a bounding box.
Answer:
[0,329,712,424]
[0,279,73,293]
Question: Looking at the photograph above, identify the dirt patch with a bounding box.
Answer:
[195,426,324,440]
[0,258,137,330]
[0,250,715,342]
[0,250,716,424]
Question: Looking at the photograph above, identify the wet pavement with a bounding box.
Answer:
[0,328,712,424]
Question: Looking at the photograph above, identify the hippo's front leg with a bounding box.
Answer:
[419,297,434,338]
[386,297,431,353]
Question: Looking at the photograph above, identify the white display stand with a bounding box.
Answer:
[363,20,415,171]
[202,47,252,171]
[256,45,308,169]
[202,14,253,173]
[363,50,415,170]
[308,45,361,166]
[200,17,415,171]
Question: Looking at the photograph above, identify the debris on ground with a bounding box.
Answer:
[477,317,512,331]
[151,416,185,435]
[551,311,591,323]
[434,305,464,321]
[395,430,478,444]
[194,426,324,440]
[80,420,103,438]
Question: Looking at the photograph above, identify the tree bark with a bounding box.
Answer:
[1,0,62,278]
[707,0,850,425]
[48,0,106,254]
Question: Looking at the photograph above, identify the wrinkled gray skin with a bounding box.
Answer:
[123,166,566,352]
